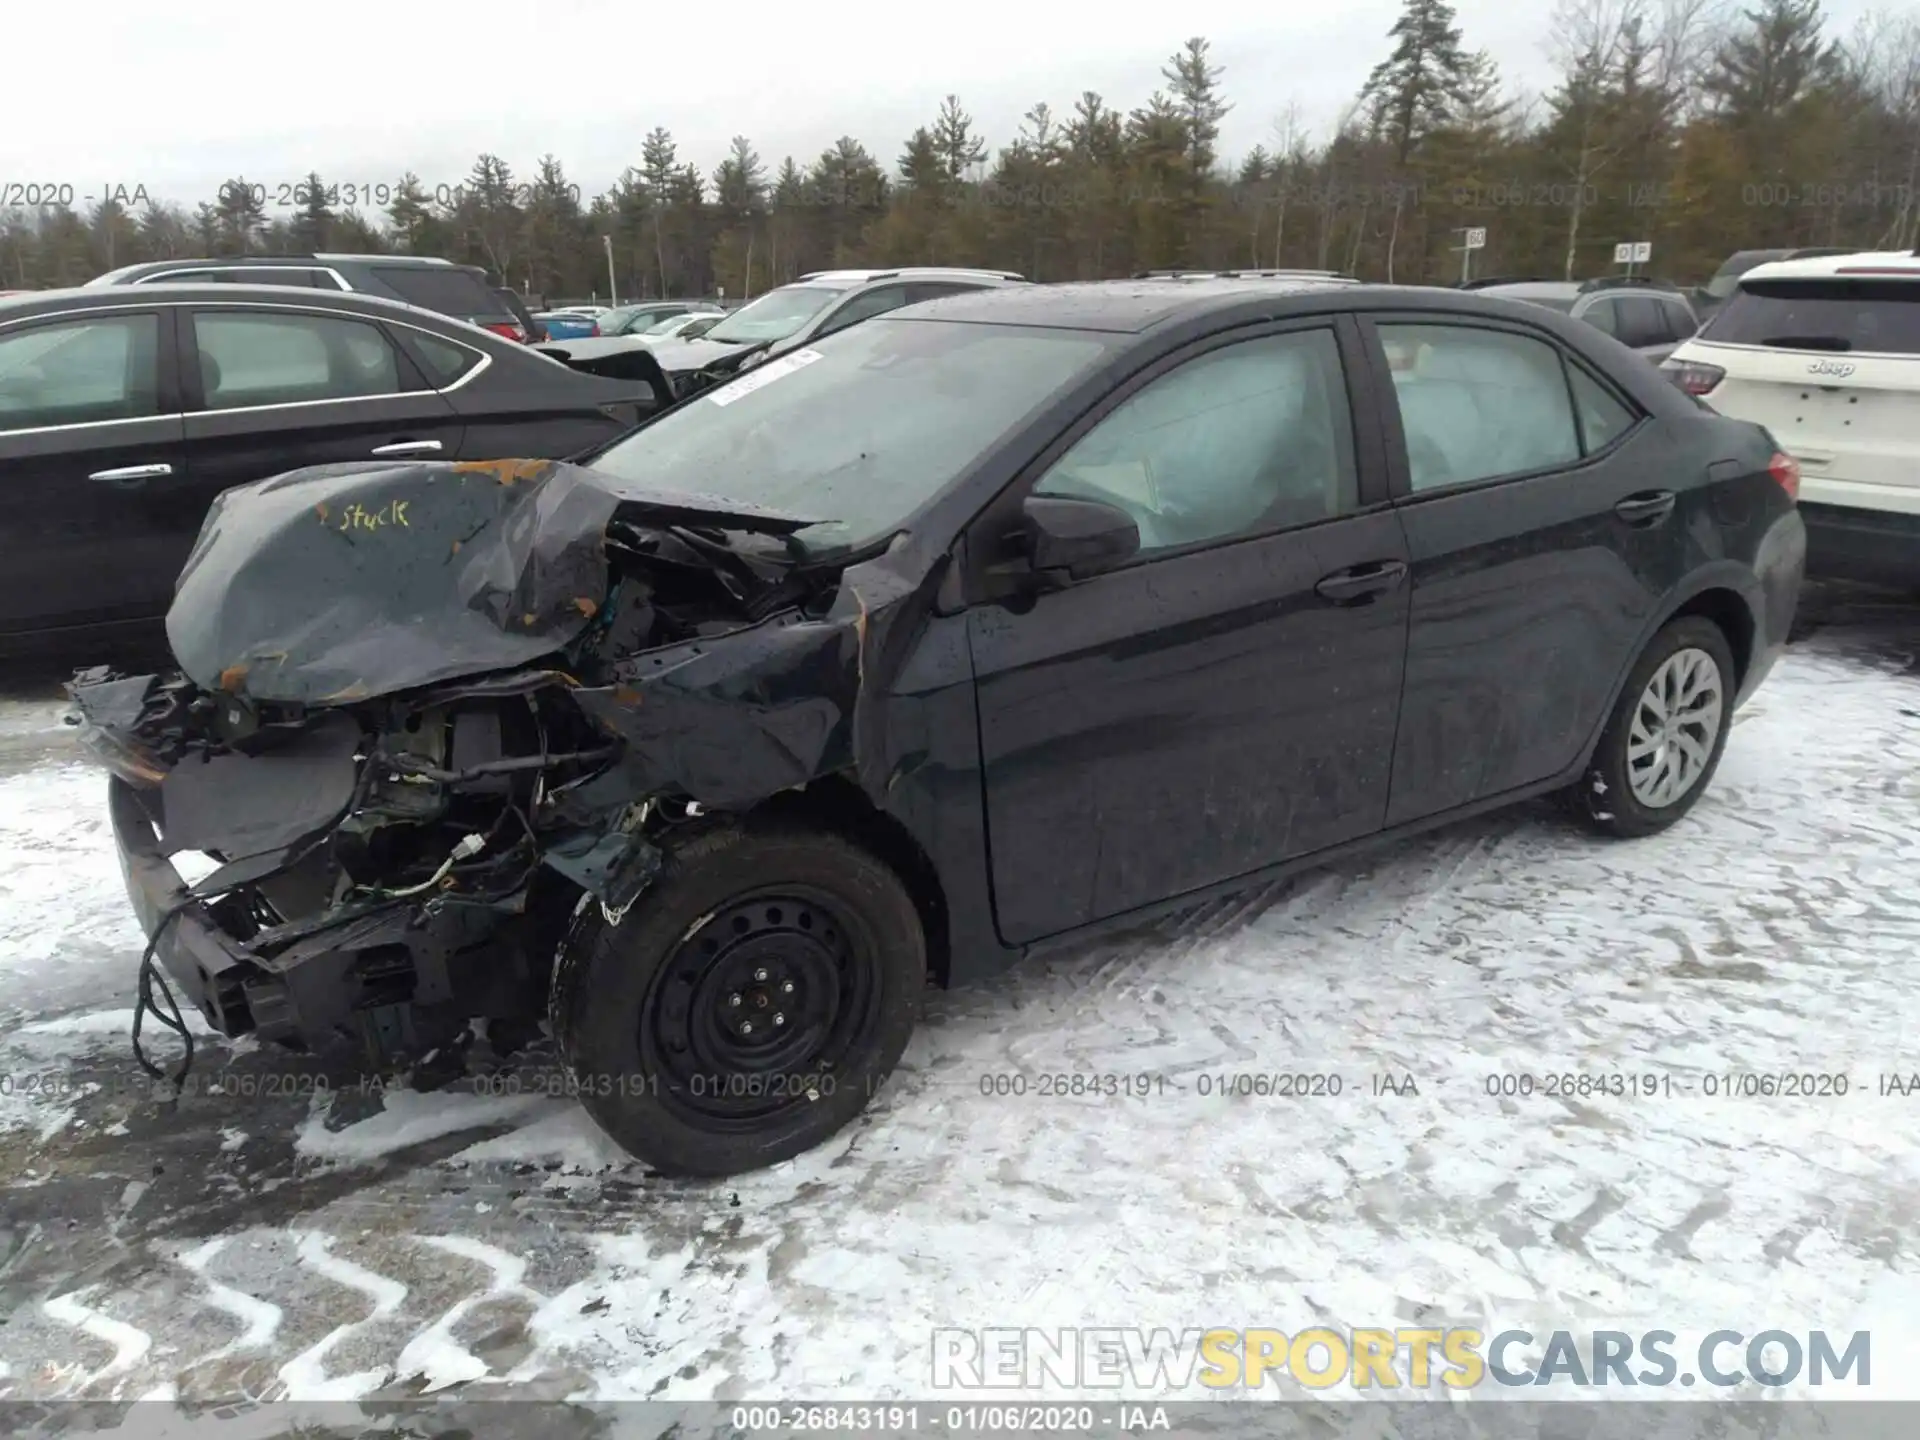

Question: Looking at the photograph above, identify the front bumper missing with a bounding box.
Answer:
[107,779,532,1056]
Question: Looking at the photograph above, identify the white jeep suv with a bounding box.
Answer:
[1661,250,1920,588]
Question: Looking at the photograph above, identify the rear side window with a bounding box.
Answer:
[1702,279,1920,355]
[407,332,484,387]
[193,311,402,408]
[373,267,512,322]
[1566,365,1637,453]
[0,314,161,432]
[1662,298,1697,339]
[1614,297,1667,348]
[1379,323,1580,491]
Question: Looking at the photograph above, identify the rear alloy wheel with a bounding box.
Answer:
[1569,616,1737,838]
[551,824,925,1177]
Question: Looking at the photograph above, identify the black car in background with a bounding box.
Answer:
[73,278,1804,1177]
[0,284,653,656]
[542,267,1026,399]
[89,254,535,344]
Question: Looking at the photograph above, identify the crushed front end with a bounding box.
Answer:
[66,456,884,1066]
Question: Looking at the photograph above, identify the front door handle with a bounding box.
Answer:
[1614,490,1677,526]
[370,439,442,457]
[88,463,173,485]
[1314,559,1409,604]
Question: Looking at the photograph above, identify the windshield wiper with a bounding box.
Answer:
[1759,334,1854,351]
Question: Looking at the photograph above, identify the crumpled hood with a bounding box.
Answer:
[645,335,754,375]
[166,457,818,707]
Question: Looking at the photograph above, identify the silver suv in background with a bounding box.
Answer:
[1476,277,1700,364]
[540,267,1028,398]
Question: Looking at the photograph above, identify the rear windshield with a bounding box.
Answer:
[374,267,512,322]
[1700,279,1920,355]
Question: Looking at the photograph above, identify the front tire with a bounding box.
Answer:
[551,823,925,1178]
[1569,616,1737,838]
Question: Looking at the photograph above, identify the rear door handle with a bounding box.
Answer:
[88,463,173,485]
[1315,559,1409,604]
[370,439,442,457]
[1614,490,1677,526]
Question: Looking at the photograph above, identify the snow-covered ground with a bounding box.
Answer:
[0,585,1916,1413]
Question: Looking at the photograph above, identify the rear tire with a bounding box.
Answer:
[551,822,925,1178]
[1568,616,1737,839]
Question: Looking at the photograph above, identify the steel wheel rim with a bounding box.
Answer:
[1626,646,1725,809]
[639,886,880,1129]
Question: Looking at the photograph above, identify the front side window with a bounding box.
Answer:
[192,311,402,409]
[1033,329,1358,553]
[1379,323,1580,491]
[703,285,842,344]
[0,313,161,432]
[1580,298,1621,337]
[588,317,1110,555]
[815,286,914,338]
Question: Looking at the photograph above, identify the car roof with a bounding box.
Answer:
[1476,281,1581,301]
[1737,250,1920,284]
[89,254,469,286]
[891,276,1384,333]
[794,267,1026,290]
[0,281,499,332]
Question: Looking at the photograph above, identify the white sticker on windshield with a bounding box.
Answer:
[707,348,824,406]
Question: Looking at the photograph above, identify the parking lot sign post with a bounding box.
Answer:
[1456,227,1487,284]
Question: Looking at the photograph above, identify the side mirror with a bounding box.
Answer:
[1021,495,1140,582]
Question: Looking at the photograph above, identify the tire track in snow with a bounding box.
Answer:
[174,1237,282,1364]
[391,1235,546,1392]
[40,1286,152,1396]
[274,1231,408,1400]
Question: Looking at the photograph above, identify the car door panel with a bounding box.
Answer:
[1362,315,1695,826]
[965,317,1411,946]
[180,306,468,511]
[970,511,1411,944]
[0,306,194,638]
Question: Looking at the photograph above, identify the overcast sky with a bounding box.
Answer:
[3,0,1886,214]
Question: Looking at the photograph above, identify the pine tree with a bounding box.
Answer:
[1163,37,1232,171]
[932,95,987,181]
[291,171,334,252]
[1362,0,1474,164]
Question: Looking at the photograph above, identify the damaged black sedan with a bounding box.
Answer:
[70,279,1803,1177]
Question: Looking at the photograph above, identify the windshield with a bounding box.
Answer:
[1700,279,1920,354]
[643,314,693,336]
[588,318,1110,554]
[703,286,841,345]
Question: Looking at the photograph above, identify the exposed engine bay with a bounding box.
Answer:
[67,456,930,1075]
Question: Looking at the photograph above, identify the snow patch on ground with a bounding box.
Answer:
[0,625,1917,1404]
[449,1104,638,1171]
[292,1088,554,1163]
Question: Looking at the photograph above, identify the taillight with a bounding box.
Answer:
[481,321,526,342]
[587,322,601,337]
[1767,451,1801,501]
[1661,359,1725,397]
